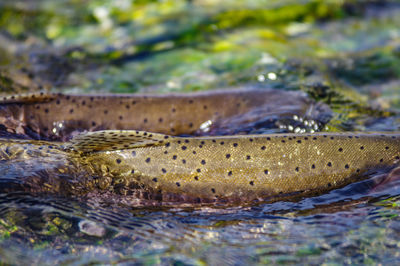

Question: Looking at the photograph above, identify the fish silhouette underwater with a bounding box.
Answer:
[1,130,400,203]
[0,88,330,140]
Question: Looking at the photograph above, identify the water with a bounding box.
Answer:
[1,0,400,265]
[1,173,400,264]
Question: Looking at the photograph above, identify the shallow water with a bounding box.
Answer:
[1,172,400,265]
[1,0,400,265]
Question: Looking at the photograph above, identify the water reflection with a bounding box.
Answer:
[0,167,399,264]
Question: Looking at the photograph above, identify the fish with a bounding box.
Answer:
[0,89,330,140]
[2,130,400,203]
[68,130,400,202]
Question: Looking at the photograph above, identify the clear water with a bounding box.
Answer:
[1,0,400,265]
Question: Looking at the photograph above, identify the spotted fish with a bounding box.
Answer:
[1,130,399,202]
[65,130,400,202]
[0,89,329,140]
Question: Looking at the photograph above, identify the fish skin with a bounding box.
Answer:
[0,138,95,195]
[68,130,400,201]
[1,130,400,202]
[0,89,329,140]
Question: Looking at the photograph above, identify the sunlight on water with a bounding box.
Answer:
[1,0,400,264]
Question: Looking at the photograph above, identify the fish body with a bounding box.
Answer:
[0,89,329,139]
[1,130,399,201]
[69,130,400,201]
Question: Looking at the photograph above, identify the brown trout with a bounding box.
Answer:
[0,89,329,140]
[3,129,399,202]
[1,130,400,202]
[68,130,400,201]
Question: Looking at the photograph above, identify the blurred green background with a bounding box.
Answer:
[1,0,400,132]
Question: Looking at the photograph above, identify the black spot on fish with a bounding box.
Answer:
[145,158,151,163]
[152,178,158,182]
[266,137,271,141]
[220,141,225,145]
[249,181,254,186]
[44,108,49,113]
[233,143,238,147]
[327,162,332,167]
[345,164,349,169]
[92,121,96,126]
[330,137,334,140]
[203,105,207,110]
[360,146,364,150]
[249,138,253,142]
[311,164,315,169]
[182,159,186,164]
[162,168,166,173]
[116,159,122,164]
[165,142,170,147]
[385,146,389,150]
[143,118,148,123]
[295,167,299,172]
[380,158,383,162]
[164,136,169,139]
[185,140,189,143]
[264,169,269,175]
[211,188,216,193]
[119,116,123,120]
[226,154,231,159]
[131,169,135,174]
[246,155,251,160]
[338,148,343,152]
[328,183,332,187]
[313,137,317,140]
[104,110,108,114]
[297,140,301,144]
[189,123,193,128]
[56,100,60,104]
[281,140,286,143]
[261,146,266,150]
[228,171,232,176]
[172,155,177,160]
[201,160,206,165]
[172,108,176,113]
[194,176,199,180]
[182,146,187,150]
[197,169,201,173]
[356,169,360,173]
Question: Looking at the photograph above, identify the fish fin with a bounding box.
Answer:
[68,130,171,152]
[0,91,56,104]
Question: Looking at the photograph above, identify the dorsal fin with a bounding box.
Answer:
[67,130,172,152]
[0,91,56,104]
